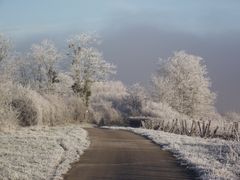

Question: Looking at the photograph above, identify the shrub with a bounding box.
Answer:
[91,100,123,125]
[64,96,87,123]
[142,101,186,121]
[0,80,87,131]
[11,99,38,126]
[224,112,240,122]
[10,84,50,126]
[90,81,127,125]
[0,81,18,131]
[112,94,142,118]
[90,81,128,103]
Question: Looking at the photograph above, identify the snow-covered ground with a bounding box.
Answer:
[107,127,240,180]
[0,125,90,180]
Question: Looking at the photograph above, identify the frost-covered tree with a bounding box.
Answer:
[0,33,10,63]
[109,83,147,118]
[30,39,62,91]
[122,83,147,116]
[52,72,74,95]
[0,34,12,82]
[67,33,116,106]
[3,52,42,87]
[152,51,216,118]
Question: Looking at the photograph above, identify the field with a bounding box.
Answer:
[0,125,89,180]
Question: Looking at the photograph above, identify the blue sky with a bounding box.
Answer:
[1,0,240,112]
[1,0,240,38]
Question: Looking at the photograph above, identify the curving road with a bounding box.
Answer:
[64,128,197,180]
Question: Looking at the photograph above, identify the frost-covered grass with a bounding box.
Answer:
[106,126,240,180]
[0,125,90,180]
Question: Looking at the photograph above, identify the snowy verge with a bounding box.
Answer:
[0,125,90,180]
[105,126,240,180]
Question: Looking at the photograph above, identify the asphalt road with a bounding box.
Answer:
[64,128,197,180]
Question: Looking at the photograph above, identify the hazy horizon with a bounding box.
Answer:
[1,0,240,113]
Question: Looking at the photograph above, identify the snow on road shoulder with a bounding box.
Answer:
[0,125,90,180]
[106,126,240,180]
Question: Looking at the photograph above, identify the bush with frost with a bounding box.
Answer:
[142,101,186,121]
[12,87,86,126]
[112,83,147,118]
[64,96,87,123]
[91,100,122,125]
[91,81,128,102]
[224,112,240,122]
[0,81,86,131]
[90,81,128,125]
[0,81,18,131]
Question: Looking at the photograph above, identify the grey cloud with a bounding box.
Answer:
[100,25,240,113]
